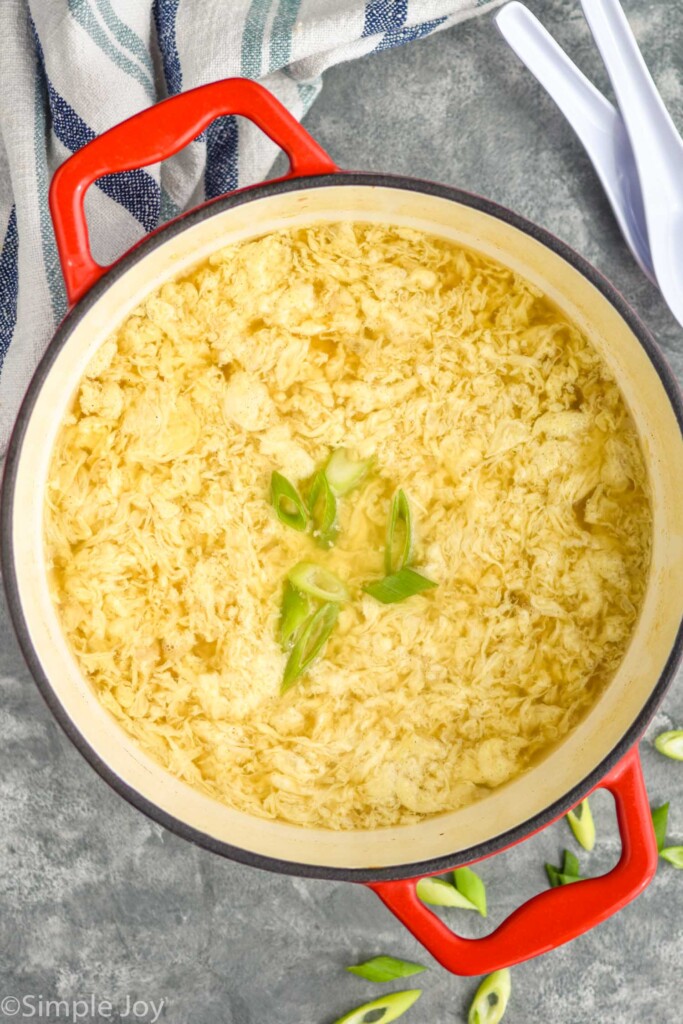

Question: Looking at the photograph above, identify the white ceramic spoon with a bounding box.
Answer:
[495,2,655,282]
[580,0,683,325]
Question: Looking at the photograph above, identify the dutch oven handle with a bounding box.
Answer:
[368,746,658,975]
[49,78,338,306]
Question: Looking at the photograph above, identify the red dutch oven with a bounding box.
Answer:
[3,79,683,976]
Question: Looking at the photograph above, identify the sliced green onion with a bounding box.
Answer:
[454,866,487,918]
[331,990,422,1024]
[308,470,339,548]
[287,561,349,603]
[416,876,477,910]
[654,730,683,761]
[270,471,308,532]
[281,602,339,694]
[562,849,580,877]
[652,802,669,853]
[346,956,426,983]
[660,846,683,868]
[566,798,596,852]
[385,488,413,575]
[325,448,372,496]
[363,567,438,605]
[546,865,582,888]
[468,969,511,1024]
[279,581,311,650]
[545,850,583,888]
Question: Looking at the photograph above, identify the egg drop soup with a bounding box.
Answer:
[45,224,651,830]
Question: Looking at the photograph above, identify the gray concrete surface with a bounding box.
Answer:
[2,2,683,1022]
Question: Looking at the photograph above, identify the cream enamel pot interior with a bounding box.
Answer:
[3,79,683,976]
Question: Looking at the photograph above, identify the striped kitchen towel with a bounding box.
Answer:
[0,0,503,452]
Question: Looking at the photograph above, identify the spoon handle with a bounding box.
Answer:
[580,0,683,230]
[496,2,654,281]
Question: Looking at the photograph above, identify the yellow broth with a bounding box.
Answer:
[44,223,651,830]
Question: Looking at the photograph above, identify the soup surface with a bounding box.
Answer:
[45,223,651,830]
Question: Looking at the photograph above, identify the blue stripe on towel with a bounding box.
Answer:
[154,0,239,205]
[269,0,303,72]
[32,23,160,233]
[363,0,408,36]
[34,71,68,321]
[205,116,240,200]
[152,0,183,95]
[0,208,19,368]
[47,86,161,232]
[67,0,154,99]
[241,0,274,79]
[373,16,447,51]
[95,0,156,79]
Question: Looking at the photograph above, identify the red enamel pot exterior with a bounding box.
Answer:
[3,77,681,978]
[370,747,657,973]
[49,78,338,306]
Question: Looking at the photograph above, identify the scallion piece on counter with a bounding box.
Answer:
[654,730,683,761]
[416,876,477,910]
[325,448,372,496]
[281,602,339,694]
[308,470,339,548]
[346,956,426,983]
[546,865,581,888]
[270,471,308,532]
[363,567,438,605]
[652,802,669,853]
[546,849,583,888]
[287,561,349,603]
[660,846,683,868]
[331,990,422,1024]
[468,970,511,1024]
[566,798,596,851]
[279,581,311,650]
[385,488,413,575]
[562,849,580,876]
[454,866,487,918]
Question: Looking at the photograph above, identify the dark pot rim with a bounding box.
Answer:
[3,171,683,883]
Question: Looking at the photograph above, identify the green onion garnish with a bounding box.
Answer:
[566,798,596,851]
[385,488,413,575]
[453,866,487,918]
[468,970,511,1024]
[331,990,422,1024]
[270,471,308,532]
[545,865,580,888]
[661,846,683,868]
[279,581,311,650]
[547,868,574,886]
[654,730,683,761]
[652,802,669,853]
[416,876,477,910]
[562,849,580,876]
[287,561,349,603]
[324,448,372,496]
[308,470,339,548]
[363,567,437,605]
[281,602,339,694]
[346,956,426,983]
[545,849,583,888]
